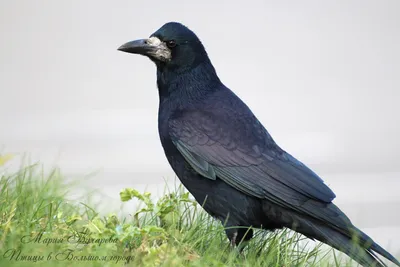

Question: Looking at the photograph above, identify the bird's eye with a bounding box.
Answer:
[166,40,176,48]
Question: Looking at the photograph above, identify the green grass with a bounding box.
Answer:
[0,157,359,267]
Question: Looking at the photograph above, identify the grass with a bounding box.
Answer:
[0,155,361,267]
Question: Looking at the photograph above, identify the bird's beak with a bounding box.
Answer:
[117,37,171,62]
[117,39,152,55]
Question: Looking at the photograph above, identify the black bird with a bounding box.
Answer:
[118,22,400,267]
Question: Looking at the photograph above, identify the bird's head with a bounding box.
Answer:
[118,22,209,71]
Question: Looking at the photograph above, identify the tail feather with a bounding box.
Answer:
[288,214,400,267]
[314,225,385,267]
[352,226,400,267]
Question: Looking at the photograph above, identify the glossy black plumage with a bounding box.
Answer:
[118,22,400,267]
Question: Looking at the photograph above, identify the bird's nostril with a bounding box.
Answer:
[147,36,162,46]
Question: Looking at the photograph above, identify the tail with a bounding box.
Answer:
[289,215,400,267]
[351,226,400,267]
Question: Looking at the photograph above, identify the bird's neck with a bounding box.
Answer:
[156,60,222,106]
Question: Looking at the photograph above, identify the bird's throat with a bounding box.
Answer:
[156,61,221,102]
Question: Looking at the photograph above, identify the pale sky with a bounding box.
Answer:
[0,1,399,186]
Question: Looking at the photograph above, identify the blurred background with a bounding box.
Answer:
[0,0,399,253]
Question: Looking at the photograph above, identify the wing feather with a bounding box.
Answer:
[170,110,336,204]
